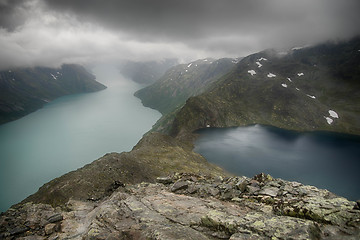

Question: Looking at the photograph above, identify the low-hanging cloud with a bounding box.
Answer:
[1,0,360,70]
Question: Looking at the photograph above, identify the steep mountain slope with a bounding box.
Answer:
[170,38,360,138]
[119,59,178,84]
[21,132,226,207]
[134,58,238,115]
[0,64,106,124]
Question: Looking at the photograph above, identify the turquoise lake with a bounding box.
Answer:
[194,125,360,201]
[0,65,161,212]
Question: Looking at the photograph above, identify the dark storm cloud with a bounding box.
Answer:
[43,0,255,40]
[0,0,34,30]
[43,0,360,52]
[1,0,360,69]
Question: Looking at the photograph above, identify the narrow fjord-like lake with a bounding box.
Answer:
[194,125,360,201]
[1,69,359,213]
[0,65,161,212]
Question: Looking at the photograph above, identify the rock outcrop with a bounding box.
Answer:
[1,173,359,239]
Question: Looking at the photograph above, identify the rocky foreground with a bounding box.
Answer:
[1,173,359,239]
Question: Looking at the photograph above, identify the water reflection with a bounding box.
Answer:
[194,125,360,200]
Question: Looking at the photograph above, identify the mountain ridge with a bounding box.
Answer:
[134,58,238,115]
[168,38,360,139]
[0,64,106,125]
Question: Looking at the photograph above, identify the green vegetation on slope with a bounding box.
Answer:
[170,38,360,138]
[134,58,237,115]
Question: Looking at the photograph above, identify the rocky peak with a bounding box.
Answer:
[2,173,359,239]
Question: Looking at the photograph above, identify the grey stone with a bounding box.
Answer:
[47,214,63,223]
[235,178,248,192]
[354,200,360,210]
[156,177,173,184]
[9,226,29,236]
[44,223,57,235]
[253,173,273,183]
[205,186,220,196]
[171,180,189,192]
[258,187,279,197]
[230,232,267,240]
[249,179,260,187]
[221,189,241,200]
[187,184,198,194]
[246,185,260,195]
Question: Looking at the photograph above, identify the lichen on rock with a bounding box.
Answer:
[1,173,359,239]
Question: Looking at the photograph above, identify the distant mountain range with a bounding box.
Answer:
[134,58,239,133]
[0,64,106,125]
[135,37,360,137]
[118,59,178,84]
[135,58,239,114]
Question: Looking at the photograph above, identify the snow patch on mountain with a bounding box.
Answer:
[329,110,339,118]
[248,70,256,76]
[256,62,262,68]
[257,57,268,61]
[324,117,333,125]
[306,94,316,99]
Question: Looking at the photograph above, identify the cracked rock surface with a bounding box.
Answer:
[1,173,359,239]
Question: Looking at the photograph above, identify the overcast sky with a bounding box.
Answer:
[0,0,359,70]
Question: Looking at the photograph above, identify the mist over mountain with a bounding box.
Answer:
[1,0,360,70]
[118,59,178,84]
[135,58,238,114]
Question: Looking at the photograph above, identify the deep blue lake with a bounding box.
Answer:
[194,125,360,201]
[0,65,161,212]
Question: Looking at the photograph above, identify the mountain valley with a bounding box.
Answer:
[1,38,360,239]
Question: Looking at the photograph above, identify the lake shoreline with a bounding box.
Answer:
[194,124,360,201]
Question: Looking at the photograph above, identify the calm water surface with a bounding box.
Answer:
[194,125,360,200]
[0,65,161,212]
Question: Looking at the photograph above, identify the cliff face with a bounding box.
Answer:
[0,64,106,124]
[1,173,359,239]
